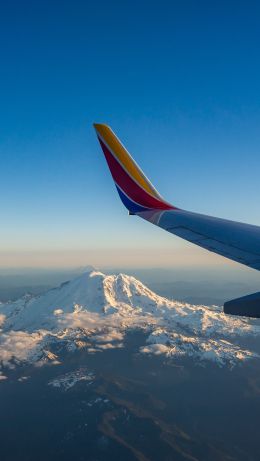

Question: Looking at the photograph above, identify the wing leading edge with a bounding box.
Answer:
[94,123,260,316]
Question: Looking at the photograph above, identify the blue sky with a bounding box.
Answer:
[1,1,260,269]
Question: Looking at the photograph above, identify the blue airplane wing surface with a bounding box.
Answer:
[138,209,260,271]
[94,123,260,317]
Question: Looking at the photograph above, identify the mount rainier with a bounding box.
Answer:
[0,269,260,378]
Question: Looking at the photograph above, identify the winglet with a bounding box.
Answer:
[94,123,175,214]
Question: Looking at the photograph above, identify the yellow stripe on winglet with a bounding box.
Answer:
[94,123,162,199]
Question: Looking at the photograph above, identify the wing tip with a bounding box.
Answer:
[93,123,175,212]
[93,123,110,134]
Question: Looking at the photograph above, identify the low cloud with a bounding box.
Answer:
[0,330,47,367]
[141,344,169,355]
[0,315,6,327]
[0,372,7,381]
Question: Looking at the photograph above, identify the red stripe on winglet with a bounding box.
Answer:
[98,137,174,210]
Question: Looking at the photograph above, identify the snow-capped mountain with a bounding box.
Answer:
[0,270,260,377]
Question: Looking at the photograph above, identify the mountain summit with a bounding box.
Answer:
[0,270,260,375]
[0,271,168,332]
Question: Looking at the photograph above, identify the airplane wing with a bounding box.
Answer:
[94,123,260,317]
